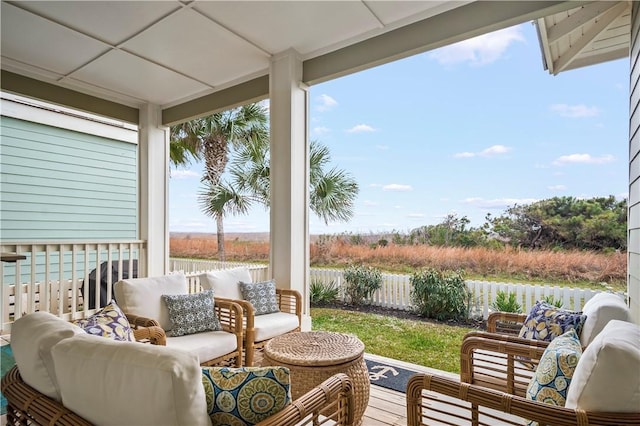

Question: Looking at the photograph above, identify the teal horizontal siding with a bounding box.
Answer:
[0,115,138,241]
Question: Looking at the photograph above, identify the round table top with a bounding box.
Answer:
[264,331,364,366]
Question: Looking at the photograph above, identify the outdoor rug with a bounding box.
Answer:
[1,344,15,415]
[365,357,420,393]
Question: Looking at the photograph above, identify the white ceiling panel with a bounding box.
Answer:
[193,1,381,56]
[364,1,469,26]
[13,1,182,45]
[1,2,110,75]
[123,8,268,87]
[70,50,210,106]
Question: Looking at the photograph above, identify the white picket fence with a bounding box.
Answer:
[169,259,624,320]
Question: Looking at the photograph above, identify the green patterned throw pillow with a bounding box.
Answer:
[201,366,291,425]
[162,289,221,337]
[239,280,280,315]
[525,329,582,425]
[73,299,136,342]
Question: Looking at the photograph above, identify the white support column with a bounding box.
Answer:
[269,49,311,330]
[139,104,169,277]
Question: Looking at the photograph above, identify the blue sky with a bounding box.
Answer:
[169,22,629,236]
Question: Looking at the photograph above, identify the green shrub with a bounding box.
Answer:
[410,269,470,321]
[491,291,522,313]
[542,295,564,308]
[310,279,340,304]
[343,265,382,305]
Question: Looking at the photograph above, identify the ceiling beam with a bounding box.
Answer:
[561,46,629,72]
[162,75,269,126]
[553,1,629,74]
[1,70,139,124]
[303,1,590,85]
[547,1,623,44]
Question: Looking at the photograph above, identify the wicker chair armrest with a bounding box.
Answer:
[276,289,302,323]
[126,313,160,328]
[406,373,640,426]
[214,298,245,336]
[1,366,93,426]
[460,334,548,396]
[257,373,355,426]
[464,331,551,349]
[487,311,527,334]
[132,325,167,346]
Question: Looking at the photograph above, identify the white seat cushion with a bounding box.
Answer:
[580,292,631,346]
[199,267,250,300]
[166,330,238,363]
[52,333,211,426]
[10,311,85,400]
[114,273,188,331]
[253,312,300,342]
[566,320,640,412]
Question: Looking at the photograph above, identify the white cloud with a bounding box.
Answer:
[454,145,511,158]
[312,126,330,135]
[382,184,413,192]
[461,197,538,209]
[316,94,337,112]
[171,169,199,179]
[407,213,425,218]
[552,154,615,166]
[369,183,383,188]
[454,151,476,158]
[430,26,524,66]
[362,200,379,207]
[347,124,377,133]
[550,104,600,118]
[376,144,389,150]
[548,185,567,191]
[479,145,512,157]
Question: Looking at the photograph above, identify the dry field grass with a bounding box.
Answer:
[170,233,627,289]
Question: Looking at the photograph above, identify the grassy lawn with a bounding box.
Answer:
[310,307,476,373]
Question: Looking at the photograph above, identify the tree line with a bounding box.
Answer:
[385,196,627,252]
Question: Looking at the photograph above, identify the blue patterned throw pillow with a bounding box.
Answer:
[73,299,135,342]
[525,329,582,425]
[518,301,586,342]
[239,280,280,315]
[162,289,221,337]
[201,366,291,425]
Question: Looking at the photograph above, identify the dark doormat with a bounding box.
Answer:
[365,357,419,393]
[1,344,15,415]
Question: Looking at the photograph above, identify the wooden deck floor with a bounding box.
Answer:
[361,353,459,426]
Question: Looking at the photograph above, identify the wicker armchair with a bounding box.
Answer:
[406,372,640,426]
[2,367,355,426]
[199,268,302,366]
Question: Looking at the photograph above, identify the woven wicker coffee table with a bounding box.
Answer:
[262,331,370,425]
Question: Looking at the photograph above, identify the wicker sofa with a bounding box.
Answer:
[2,311,355,426]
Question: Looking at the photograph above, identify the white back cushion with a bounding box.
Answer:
[566,320,640,412]
[52,333,211,426]
[10,311,85,400]
[199,267,250,300]
[580,292,631,346]
[114,273,188,330]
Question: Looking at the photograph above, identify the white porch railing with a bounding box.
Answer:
[1,240,146,332]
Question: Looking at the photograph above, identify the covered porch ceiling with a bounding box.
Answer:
[1,1,595,126]
[536,1,631,75]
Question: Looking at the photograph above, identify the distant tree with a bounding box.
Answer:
[486,196,627,250]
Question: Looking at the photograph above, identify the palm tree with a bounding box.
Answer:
[170,104,268,260]
[201,136,358,233]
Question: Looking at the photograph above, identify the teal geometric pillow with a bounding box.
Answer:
[73,299,136,342]
[201,366,291,425]
[518,301,587,342]
[526,328,582,425]
[162,289,221,337]
[239,280,280,315]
